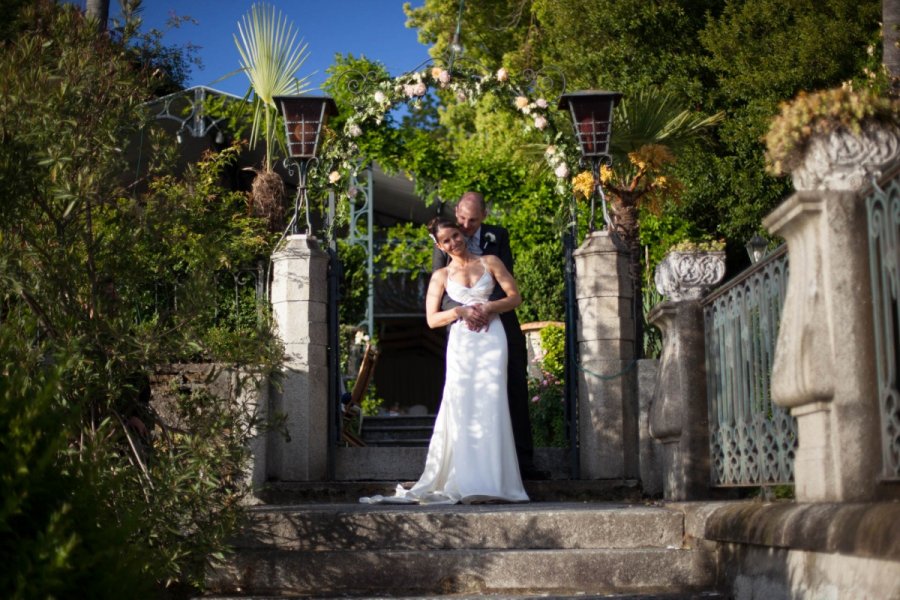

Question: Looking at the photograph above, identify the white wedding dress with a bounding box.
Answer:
[361,261,529,505]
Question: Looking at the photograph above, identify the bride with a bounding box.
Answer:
[361,217,529,505]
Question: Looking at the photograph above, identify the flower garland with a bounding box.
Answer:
[318,64,583,201]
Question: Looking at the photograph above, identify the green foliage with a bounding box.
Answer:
[515,242,565,323]
[539,324,565,381]
[0,2,282,594]
[405,0,882,275]
[111,0,203,97]
[376,222,433,278]
[338,240,371,326]
[700,0,880,105]
[527,324,567,447]
[0,333,153,599]
[360,392,385,417]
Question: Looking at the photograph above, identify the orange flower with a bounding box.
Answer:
[572,171,595,200]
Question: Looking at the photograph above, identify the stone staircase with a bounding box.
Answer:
[360,415,436,446]
[205,486,721,598]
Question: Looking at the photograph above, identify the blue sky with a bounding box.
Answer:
[72,1,432,96]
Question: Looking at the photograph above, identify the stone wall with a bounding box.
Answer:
[673,501,900,600]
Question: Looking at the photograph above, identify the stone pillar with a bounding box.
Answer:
[762,123,900,502]
[648,251,725,500]
[574,231,638,479]
[267,235,329,481]
[637,358,663,497]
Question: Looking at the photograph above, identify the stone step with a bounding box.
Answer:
[362,438,432,446]
[258,480,642,504]
[233,503,684,551]
[361,425,435,442]
[363,415,437,428]
[332,447,575,481]
[207,546,716,597]
[203,594,728,600]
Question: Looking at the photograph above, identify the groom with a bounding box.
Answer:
[432,191,545,480]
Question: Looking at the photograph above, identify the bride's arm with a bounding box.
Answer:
[426,268,476,329]
[480,255,522,316]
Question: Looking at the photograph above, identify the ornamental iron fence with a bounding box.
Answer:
[702,245,797,487]
[865,159,900,481]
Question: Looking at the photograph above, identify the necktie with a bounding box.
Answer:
[466,235,482,255]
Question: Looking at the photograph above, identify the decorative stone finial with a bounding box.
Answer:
[654,251,726,301]
[791,123,900,192]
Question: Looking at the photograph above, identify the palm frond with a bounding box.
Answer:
[610,88,723,156]
[234,3,312,170]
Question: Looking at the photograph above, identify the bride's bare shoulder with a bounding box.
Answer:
[431,267,449,282]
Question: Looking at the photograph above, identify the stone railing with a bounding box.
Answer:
[647,249,725,500]
[864,159,900,482]
[702,245,796,487]
[763,122,900,502]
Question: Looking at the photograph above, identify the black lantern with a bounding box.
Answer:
[274,95,338,234]
[558,90,623,160]
[746,233,768,264]
[558,90,623,231]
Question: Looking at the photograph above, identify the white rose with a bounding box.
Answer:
[533,115,548,130]
[328,171,341,184]
[554,163,569,179]
[496,67,509,82]
[413,82,427,96]
[536,98,548,109]
[348,123,362,138]
[439,70,451,85]
[545,145,557,156]
[514,96,529,110]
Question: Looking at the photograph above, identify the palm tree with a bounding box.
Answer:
[234,3,311,230]
[596,88,723,355]
[85,0,109,31]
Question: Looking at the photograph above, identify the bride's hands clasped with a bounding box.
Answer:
[460,303,490,332]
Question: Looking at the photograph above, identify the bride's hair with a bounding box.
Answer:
[426,217,460,239]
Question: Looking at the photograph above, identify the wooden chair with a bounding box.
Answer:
[341,342,378,447]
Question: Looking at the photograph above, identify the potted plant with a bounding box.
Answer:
[764,86,900,191]
[234,3,311,230]
[654,239,726,301]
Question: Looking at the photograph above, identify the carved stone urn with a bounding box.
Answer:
[791,122,900,192]
[654,250,726,302]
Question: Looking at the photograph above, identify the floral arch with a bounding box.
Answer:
[313,61,585,218]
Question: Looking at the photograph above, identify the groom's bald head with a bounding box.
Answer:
[455,191,487,238]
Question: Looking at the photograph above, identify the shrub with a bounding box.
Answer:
[516,241,565,323]
[528,324,567,447]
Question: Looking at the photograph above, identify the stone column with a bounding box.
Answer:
[574,231,638,479]
[762,123,900,502]
[648,251,725,500]
[267,235,329,481]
